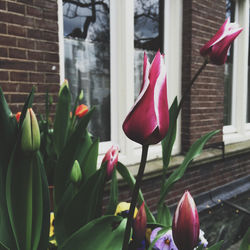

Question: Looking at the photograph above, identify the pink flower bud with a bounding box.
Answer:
[123,51,169,145]
[200,18,243,65]
[172,191,200,250]
[102,145,119,179]
[133,202,147,242]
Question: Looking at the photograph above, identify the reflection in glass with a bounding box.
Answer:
[134,0,164,99]
[63,0,110,141]
[247,8,250,123]
[224,0,235,126]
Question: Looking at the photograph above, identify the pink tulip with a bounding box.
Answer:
[200,18,243,65]
[102,145,119,179]
[172,191,200,250]
[123,51,169,145]
[133,202,147,242]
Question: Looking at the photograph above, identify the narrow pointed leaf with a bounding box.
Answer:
[117,162,156,223]
[207,241,223,250]
[158,130,219,206]
[239,227,250,250]
[156,204,172,227]
[161,97,178,169]
[106,168,118,215]
[59,216,126,250]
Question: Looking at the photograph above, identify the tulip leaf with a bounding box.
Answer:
[239,227,250,250]
[60,167,106,240]
[161,97,178,170]
[0,241,9,250]
[158,130,219,206]
[207,241,223,250]
[148,227,170,250]
[53,85,71,157]
[58,216,126,250]
[106,168,118,215]
[6,149,44,250]
[81,138,99,179]
[0,88,17,249]
[117,162,156,223]
[54,108,95,208]
[156,204,172,228]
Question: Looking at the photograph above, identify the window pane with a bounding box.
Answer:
[63,0,110,141]
[224,0,235,126]
[134,0,164,99]
[247,7,250,123]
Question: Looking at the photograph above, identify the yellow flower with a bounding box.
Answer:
[114,202,138,219]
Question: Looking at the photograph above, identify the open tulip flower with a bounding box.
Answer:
[172,191,200,250]
[123,51,169,145]
[101,145,119,179]
[200,18,243,65]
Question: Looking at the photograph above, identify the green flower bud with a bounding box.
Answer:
[70,160,82,184]
[59,79,69,96]
[79,90,84,100]
[21,108,40,152]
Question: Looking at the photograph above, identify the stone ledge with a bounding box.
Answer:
[118,140,250,182]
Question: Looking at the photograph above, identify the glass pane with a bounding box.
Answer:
[247,8,250,123]
[134,0,164,99]
[224,0,235,126]
[63,0,110,141]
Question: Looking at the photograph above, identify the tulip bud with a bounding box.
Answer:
[200,18,243,65]
[172,191,200,250]
[15,112,21,122]
[133,202,147,242]
[59,79,69,95]
[21,108,40,152]
[79,90,84,100]
[70,160,82,184]
[75,104,88,118]
[102,145,119,180]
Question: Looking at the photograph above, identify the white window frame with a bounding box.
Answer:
[223,0,250,144]
[58,0,182,165]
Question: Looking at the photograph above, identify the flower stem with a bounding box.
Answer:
[177,59,208,115]
[122,145,149,250]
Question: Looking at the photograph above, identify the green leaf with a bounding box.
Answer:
[116,162,156,223]
[6,150,44,250]
[148,227,170,250]
[106,168,118,215]
[161,97,178,169]
[156,204,172,227]
[54,108,94,207]
[81,138,99,179]
[0,241,9,250]
[207,241,223,250]
[53,85,71,156]
[158,130,219,206]
[56,167,106,242]
[59,216,126,250]
[239,227,250,250]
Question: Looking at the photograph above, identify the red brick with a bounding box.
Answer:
[44,52,59,63]
[10,71,29,81]
[0,47,8,57]
[0,23,7,34]
[0,35,16,46]
[0,1,6,10]
[35,18,57,32]
[36,41,58,52]
[8,24,26,37]
[9,48,26,59]
[45,73,60,83]
[0,71,9,81]
[28,50,43,61]
[29,72,44,82]
[26,6,43,18]
[0,59,35,71]
[37,62,59,73]
[17,38,35,49]
[7,2,25,14]
[27,28,43,40]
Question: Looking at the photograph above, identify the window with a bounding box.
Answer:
[59,0,182,164]
[223,0,250,144]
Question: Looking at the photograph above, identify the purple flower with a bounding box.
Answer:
[200,18,242,65]
[150,227,178,250]
[123,51,169,145]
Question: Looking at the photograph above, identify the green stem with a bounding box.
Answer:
[122,145,149,250]
[177,59,208,115]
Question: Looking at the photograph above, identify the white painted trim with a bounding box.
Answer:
[57,0,65,85]
[223,0,250,144]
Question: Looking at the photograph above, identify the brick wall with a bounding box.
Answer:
[0,0,60,114]
[105,152,250,214]
[181,0,225,152]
